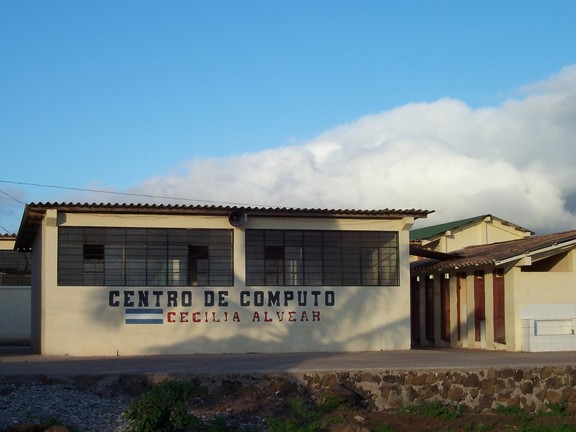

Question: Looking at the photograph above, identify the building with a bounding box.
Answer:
[0,234,31,344]
[411,230,576,352]
[410,214,533,256]
[15,202,430,356]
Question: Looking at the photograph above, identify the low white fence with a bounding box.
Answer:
[521,303,576,352]
[0,286,31,344]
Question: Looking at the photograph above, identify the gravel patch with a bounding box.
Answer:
[0,382,131,431]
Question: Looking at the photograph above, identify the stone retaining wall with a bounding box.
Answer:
[198,366,576,414]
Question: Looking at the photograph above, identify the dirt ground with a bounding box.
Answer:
[3,376,576,432]
[188,379,576,432]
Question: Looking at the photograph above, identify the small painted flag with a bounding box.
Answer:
[125,308,164,324]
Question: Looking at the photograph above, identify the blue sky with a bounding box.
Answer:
[1,1,576,234]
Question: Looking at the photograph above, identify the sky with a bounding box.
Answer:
[1,1,576,235]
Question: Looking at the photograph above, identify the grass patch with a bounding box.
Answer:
[267,395,347,432]
[518,425,576,432]
[406,401,462,420]
[125,379,206,432]
[542,400,569,417]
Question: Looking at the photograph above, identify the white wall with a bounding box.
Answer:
[0,286,31,343]
[0,236,31,344]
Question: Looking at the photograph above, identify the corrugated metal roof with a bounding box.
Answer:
[411,229,576,274]
[15,202,433,250]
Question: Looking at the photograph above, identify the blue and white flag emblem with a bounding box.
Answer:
[125,308,164,324]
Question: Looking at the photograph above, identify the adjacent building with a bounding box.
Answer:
[15,202,430,356]
[0,234,31,344]
[410,214,533,256]
[411,229,576,352]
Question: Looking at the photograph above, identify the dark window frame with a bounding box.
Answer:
[58,227,234,287]
[0,249,31,286]
[245,229,399,287]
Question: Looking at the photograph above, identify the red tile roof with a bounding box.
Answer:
[411,230,576,273]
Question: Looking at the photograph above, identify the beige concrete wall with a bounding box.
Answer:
[38,211,415,356]
[515,269,576,305]
[427,218,529,253]
[0,237,15,250]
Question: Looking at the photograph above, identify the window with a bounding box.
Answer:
[0,249,31,286]
[83,244,105,285]
[58,227,233,287]
[246,229,399,286]
[188,246,209,286]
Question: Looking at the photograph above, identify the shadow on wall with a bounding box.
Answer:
[82,271,411,357]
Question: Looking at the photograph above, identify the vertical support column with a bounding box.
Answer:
[410,276,421,347]
[507,267,522,351]
[420,275,431,347]
[466,273,476,348]
[484,269,495,349]
[449,273,459,347]
[433,274,441,346]
[457,273,469,348]
[233,226,246,288]
[40,209,59,354]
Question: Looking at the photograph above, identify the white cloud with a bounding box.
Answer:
[132,65,576,234]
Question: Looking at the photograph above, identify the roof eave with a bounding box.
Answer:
[14,202,433,251]
[494,239,576,266]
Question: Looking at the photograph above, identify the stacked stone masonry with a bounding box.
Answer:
[298,366,576,413]
[197,366,576,414]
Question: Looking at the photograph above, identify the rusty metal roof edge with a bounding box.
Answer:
[21,202,433,217]
[14,202,433,250]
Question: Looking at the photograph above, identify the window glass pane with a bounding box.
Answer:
[126,229,147,244]
[106,228,125,244]
[211,246,233,286]
[147,229,167,244]
[147,244,167,286]
[82,244,104,285]
[105,245,125,285]
[379,247,398,285]
[189,229,209,245]
[360,232,380,247]
[284,230,303,247]
[84,228,104,245]
[59,227,233,287]
[126,244,146,286]
[59,227,83,243]
[361,247,379,286]
[168,229,187,245]
[245,229,263,243]
[0,250,31,286]
[285,246,302,285]
[189,245,209,286]
[245,229,399,287]
[168,245,188,286]
[58,238,83,285]
[265,230,284,246]
[304,246,322,286]
[304,231,322,246]
[245,230,264,285]
[210,230,232,245]
[265,246,284,285]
